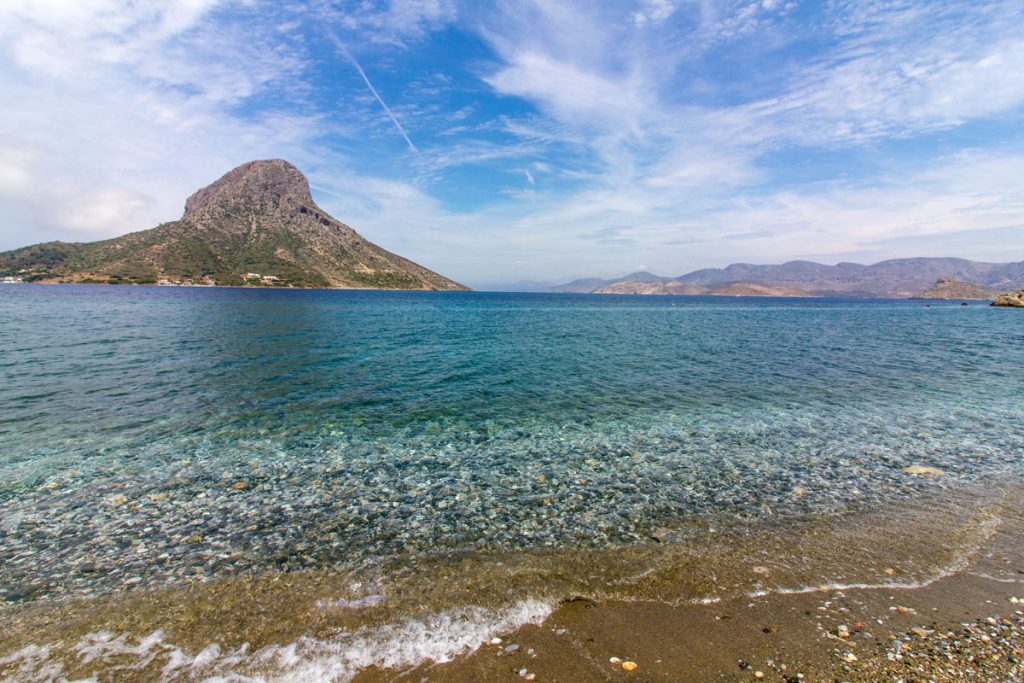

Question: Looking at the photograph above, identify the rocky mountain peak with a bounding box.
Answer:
[183,159,314,219]
[0,159,467,290]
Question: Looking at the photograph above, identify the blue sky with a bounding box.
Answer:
[0,0,1022,288]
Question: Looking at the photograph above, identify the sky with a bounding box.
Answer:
[0,0,1022,289]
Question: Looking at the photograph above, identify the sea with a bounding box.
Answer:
[1,284,1022,680]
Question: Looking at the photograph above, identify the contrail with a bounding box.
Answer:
[323,25,418,153]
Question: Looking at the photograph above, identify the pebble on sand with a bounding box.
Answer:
[621,661,638,671]
[903,465,945,476]
[650,528,679,543]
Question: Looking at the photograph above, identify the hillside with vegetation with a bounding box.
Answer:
[0,160,467,291]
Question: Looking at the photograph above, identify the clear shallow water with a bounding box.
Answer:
[1,285,1023,603]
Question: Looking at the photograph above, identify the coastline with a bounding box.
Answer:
[6,281,1003,302]
[3,483,1022,681]
[371,569,1023,682]
[12,282,468,292]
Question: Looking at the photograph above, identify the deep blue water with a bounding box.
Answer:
[1,285,1022,600]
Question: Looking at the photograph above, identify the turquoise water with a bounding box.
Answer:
[1,285,1023,602]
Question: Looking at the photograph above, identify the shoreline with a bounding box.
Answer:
[1,281,1001,300]
[6,280,470,292]
[2,484,1022,681]
[369,568,1023,682]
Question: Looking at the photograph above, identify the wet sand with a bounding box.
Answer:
[353,486,1024,681]
[364,568,1023,682]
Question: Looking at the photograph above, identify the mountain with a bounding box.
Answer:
[0,160,467,290]
[553,271,672,293]
[910,277,999,300]
[676,258,1022,297]
[617,270,673,283]
[985,262,1024,291]
[553,277,618,293]
[556,257,1024,298]
[593,279,812,296]
[595,280,709,295]
[708,282,814,297]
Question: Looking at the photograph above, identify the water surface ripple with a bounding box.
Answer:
[0,286,1022,601]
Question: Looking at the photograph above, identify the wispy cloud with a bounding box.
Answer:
[330,0,456,47]
[460,0,1024,281]
[322,24,419,153]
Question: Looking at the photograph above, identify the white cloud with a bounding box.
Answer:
[1,0,1022,286]
[0,1,320,247]
[633,0,677,26]
[330,0,456,46]
[722,38,1024,147]
[455,0,1024,282]
[486,51,653,132]
[642,149,1024,270]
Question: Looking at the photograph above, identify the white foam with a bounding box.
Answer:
[746,516,1002,599]
[77,630,167,667]
[966,571,1024,584]
[315,595,385,610]
[1,598,554,683]
[249,598,554,682]
[0,643,79,683]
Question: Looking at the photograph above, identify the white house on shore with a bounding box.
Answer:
[241,273,281,283]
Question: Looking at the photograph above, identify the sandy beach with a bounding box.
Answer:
[361,565,1023,682]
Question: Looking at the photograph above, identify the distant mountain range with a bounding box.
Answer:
[4,165,1020,299]
[553,258,1024,298]
[0,160,467,290]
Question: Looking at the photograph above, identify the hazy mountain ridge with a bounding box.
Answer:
[594,280,709,295]
[591,280,816,297]
[0,160,467,291]
[555,258,1024,298]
